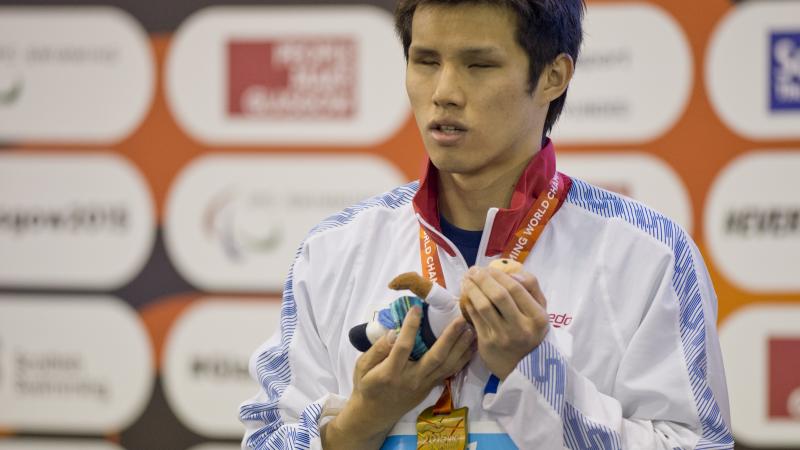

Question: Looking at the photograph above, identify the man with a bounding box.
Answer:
[240,1,734,448]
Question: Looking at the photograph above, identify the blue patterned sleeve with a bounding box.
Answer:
[239,246,339,450]
[482,179,734,449]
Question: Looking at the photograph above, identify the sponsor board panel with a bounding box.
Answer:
[706,2,800,139]
[551,3,692,143]
[0,438,125,450]
[704,151,800,292]
[164,154,406,292]
[0,7,154,143]
[558,152,693,232]
[720,304,800,446]
[162,298,281,438]
[0,295,153,433]
[165,6,408,146]
[0,153,155,289]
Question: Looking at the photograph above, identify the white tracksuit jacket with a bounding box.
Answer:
[239,142,734,449]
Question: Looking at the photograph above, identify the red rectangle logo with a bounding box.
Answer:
[228,38,358,119]
[769,337,800,419]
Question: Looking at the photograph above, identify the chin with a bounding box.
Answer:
[429,157,482,176]
[425,145,477,174]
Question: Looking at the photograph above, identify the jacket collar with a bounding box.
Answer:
[412,138,565,257]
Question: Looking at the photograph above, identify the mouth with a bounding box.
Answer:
[429,120,468,132]
[428,120,468,145]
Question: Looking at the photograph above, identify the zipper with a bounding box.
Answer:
[474,208,498,267]
[416,213,470,275]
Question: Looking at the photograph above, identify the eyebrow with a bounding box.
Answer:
[409,46,503,58]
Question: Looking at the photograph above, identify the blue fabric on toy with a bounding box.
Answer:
[376,295,430,360]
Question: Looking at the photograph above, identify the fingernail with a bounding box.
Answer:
[468,266,479,276]
[412,305,422,316]
[387,330,399,344]
[463,327,474,340]
[511,273,525,282]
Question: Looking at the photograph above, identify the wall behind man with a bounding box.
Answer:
[0,0,798,449]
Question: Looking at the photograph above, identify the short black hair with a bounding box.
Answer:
[394,0,585,135]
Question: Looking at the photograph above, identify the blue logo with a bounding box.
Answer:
[770,31,800,111]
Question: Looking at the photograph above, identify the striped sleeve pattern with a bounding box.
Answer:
[566,178,733,449]
[240,273,325,449]
[239,183,418,449]
[519,340,624,449]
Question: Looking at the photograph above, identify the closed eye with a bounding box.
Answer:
[469,63,496,69]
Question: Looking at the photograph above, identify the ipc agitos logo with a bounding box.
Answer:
[770,31,800,111]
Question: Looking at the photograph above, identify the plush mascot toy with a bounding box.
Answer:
[348,258,523,360]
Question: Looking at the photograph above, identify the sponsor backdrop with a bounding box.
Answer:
[0,0,798,448]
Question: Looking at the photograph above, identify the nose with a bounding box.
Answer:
[432,64,465,109]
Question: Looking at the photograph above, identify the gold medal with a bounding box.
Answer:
[416,404,468,450]
[416,378,468,450]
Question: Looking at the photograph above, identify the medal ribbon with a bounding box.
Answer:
[501,172,562,261]
[419,173,562,285]
[417,173,563,414]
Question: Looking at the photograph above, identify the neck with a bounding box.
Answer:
[438,155,534,231]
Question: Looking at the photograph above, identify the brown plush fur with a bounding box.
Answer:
[388,272,433,298]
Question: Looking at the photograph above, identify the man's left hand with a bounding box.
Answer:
[460,266,549,380]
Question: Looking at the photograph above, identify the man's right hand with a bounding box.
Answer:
[321,305,475,449]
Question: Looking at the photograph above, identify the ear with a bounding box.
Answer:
[535,53,574,105]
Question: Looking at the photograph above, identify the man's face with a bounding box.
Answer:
[405,3,548,177]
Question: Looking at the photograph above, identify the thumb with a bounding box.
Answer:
[356,331,397,374]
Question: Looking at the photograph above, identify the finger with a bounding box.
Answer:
[430,323,476,380]
[509,271,547,312]
[416,316,469,376]
[471,267,524,321]
[462,297,491,342]
[386,304,422,366]
[355,332,394,376]
[461,277,505,331]
[431,342,475,383]
[488,268,542,321]
[432,315,468,351]
[452,340,476,374]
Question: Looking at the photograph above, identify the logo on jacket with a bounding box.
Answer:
[549,312,573,328]
[769,337,800,419]
[770,31,800,111]
[228,38,358,119]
